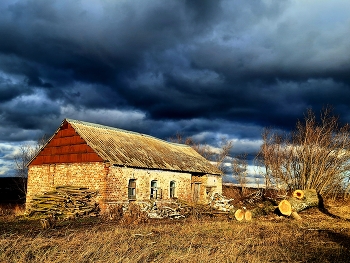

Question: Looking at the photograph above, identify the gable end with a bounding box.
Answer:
[30,122,104,165]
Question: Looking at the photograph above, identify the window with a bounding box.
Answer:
[128,179,136,200]
[150,180,159,199]
[170,181,176,198]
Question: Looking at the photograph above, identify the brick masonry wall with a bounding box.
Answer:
[27,162,223,212]
[105,166,193,203]
[192,174,222,203]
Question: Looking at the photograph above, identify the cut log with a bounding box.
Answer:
[292,190,304,200]
[278,200,292,216]
[234,209,245,221]
[288,189,319,212]
[244,210,252,221]
[278,189,319,217]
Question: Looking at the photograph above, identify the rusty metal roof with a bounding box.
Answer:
[64,119,221,175]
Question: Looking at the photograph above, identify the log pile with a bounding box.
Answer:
[27,186,99,219]
[230,189,320,221]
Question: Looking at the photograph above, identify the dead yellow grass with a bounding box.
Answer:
[0,209,350,263]
[324,199,350,220]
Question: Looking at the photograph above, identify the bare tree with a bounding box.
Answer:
[13,135,48,194]
[232,153,248,194]
[257,107,350,197]
[169,133,233,173]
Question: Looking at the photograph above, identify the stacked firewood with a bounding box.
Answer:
[27,185,99,219]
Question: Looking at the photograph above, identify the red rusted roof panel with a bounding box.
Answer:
[30,123,103,165]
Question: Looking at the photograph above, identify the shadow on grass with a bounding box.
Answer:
[302,229,350,263]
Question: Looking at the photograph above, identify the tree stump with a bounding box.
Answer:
[292,190,304,199]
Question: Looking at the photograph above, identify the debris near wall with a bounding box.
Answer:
[106,198,227,221]
[209,193,235,212]
[27,185,99,220]
[143,202,187,219]
[241,190,264,206]
[105,201,185,222]
[139,201,188,219]
[105,189,323,223]
[141,193,236,219]
[134,193,237,220]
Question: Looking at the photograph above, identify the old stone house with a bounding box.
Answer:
[26,119,222,211]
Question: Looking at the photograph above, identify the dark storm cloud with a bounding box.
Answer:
[0,81,28,103]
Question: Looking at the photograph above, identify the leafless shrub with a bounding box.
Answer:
[106,204,124,221]
[13,134,48,195]
[257,107,350,198]
[232,154,249,195]
[120,203,148,225]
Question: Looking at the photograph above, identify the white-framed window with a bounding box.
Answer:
[150,180,157,199]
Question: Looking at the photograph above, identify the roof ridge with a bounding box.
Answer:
[65,118,190,148]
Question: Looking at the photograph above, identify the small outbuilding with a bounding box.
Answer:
[26,119,222,211]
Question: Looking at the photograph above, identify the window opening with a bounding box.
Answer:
[150,180,162,199]
[128,179,136,200]
[150,180,157,199]
[170,181,176,198]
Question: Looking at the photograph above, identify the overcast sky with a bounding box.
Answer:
[1,0,350,179]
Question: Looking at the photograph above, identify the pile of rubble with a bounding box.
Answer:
[141,202,186,219]
[105,192,237,221]
[107,201,188,220]
[209,192,235,212]
[140,192,236,219]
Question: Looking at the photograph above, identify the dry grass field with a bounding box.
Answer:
[0,203,350,263]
